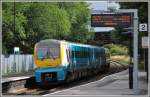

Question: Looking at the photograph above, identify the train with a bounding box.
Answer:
[34,39,110,85]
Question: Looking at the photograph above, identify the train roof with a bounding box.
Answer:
[38,39,60,44]
[37,39,105,50]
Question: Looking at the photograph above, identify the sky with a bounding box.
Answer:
[88,1,108,10]
[87,1,120,32]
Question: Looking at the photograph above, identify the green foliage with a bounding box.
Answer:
[2,2,93,54]
[104,44,129,56]
[58,2,93,43]
[119,2,148,23]
[119,2,148,62]
[111,27,130,46]
[26,3,71,43]
[2,2,29,54]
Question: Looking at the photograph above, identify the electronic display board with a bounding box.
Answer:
[91,13,132,27]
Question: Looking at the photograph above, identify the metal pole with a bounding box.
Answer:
[116,9,139,94]
[133,9,139,94]
[13,1,16,73]
[129,12,134,89]
[148,2,150,96]
[129,34,133,89]
[144,48,148,82]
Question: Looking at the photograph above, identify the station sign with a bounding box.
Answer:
[142,36,149,48]
[139,23,148,32]
[91,13,132,28]
[14,47,20,54]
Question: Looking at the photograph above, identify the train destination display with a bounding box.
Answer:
[91,13,132,27]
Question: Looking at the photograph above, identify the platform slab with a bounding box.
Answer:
[2,71,34,83]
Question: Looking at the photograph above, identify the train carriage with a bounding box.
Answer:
[34,39,110,84]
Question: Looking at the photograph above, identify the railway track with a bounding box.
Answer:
[2,60,129,95]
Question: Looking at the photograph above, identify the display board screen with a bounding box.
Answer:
[91,13,132,27]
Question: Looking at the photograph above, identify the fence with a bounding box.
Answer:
[1,54,36,75]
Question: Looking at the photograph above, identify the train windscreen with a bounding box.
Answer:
[37,47,49,60]
[36,40,60,60]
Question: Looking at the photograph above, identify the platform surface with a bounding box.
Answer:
[2,71,34,83]
[43,70,148,96]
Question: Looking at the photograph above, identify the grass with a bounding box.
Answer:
[110,55,145,71]
[110,55,130,65]
[2,70,34,78]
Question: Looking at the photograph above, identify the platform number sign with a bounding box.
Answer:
[139,23,147,32]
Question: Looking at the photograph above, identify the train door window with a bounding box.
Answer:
[66,49,69,62]
[68,49,72,65]
[72,50,75,59]
[77,50,80,58]
[99,56,101,65]
[101,52,105,64]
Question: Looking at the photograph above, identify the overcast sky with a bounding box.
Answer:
[87,1,120,32]
[88,1,108,10]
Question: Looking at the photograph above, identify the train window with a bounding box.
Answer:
[75,51,81,58]
[36,47,60,60]
[66,49,69,62]
[95,51,100,58]
[49,47,59,58]
[37,48,49,60]
[36,40,60,59]
[74,51,89,58]
[72,50,75,59]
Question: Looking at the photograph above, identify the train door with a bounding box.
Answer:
[67,46,72,69]
[61,43,69,67]
[89,48,93,66]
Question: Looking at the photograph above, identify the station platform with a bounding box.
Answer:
[44,69,148,96]
[2,71,34,83]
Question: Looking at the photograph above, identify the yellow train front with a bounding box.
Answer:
[34,39,110,85]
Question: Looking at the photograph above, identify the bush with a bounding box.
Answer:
[104,44,129,56]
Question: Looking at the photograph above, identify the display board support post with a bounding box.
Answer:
[91,9,139,94]
[116,9,139,94]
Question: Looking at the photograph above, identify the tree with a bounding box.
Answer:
[58,2,94,43]
[119,2,148,61]
[2,2,31,54]
[2,2,94,54]
[119,2,148,23]
[111,2,148,45]
[25,3,71,53]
